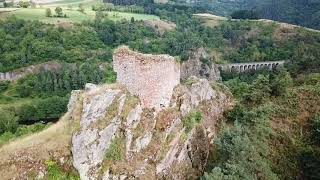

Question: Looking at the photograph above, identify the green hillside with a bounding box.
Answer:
[0,1,319,179]
[177,0,320,30]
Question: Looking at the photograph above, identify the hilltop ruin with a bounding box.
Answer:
[113,46,180,110]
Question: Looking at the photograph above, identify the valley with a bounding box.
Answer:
[0,0,319,179]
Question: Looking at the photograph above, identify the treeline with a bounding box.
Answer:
[0,16,111,72]
[15,96,69,123]
[2,62,114,123]
[231,10,259,20]
[15,62,114,97]
[179,0,320,30]
[0,62,115,141]
[0,96,67,133]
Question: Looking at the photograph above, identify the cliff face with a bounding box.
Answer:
[181,48,221,81]
[0,61,61,81]
[70,77,232,180]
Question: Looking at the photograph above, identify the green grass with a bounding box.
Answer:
[0,123,50,147]
[182,110,203,133]
[42,0,99,7]
[45,159,80,180]
[43,0,87,6]
[0,7,159,24]
[105,137,124,161]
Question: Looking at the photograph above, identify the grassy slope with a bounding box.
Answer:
[0,114,73,179]
[0,0,158,24]
[0,8,159,24]
[194,13,320,32]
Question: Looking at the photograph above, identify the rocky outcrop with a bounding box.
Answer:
[0,61,111,82]
[0,61,61,81]
[181,48,221,81]
[69,77,232,180]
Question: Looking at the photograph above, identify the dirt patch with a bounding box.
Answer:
[272,22,298,41]
[193,13,227,28]
[194,13,227,20]
[144,19,176,35]
[56,21,74,29]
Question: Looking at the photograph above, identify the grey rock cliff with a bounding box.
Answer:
[181,48,221,81]
[69,77,232,180]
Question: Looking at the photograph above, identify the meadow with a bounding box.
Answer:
[0,0,159,24]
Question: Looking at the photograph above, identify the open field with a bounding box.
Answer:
[0,0,159,24]
[0,7,159,24]
[193,13,227,27]
[0,8,19,13]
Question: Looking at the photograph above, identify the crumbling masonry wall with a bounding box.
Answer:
[113,46,180,110]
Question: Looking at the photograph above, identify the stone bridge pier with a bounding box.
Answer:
[219,61,285,72]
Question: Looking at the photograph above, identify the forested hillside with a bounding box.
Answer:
[0,1,319,179]
[179,0,320,30]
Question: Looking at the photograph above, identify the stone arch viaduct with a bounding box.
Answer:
[219,61,285,72]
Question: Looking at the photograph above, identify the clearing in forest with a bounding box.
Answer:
[0,0,159,24]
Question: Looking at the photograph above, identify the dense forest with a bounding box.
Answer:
[178,0,320,30]
[0,1,319,179]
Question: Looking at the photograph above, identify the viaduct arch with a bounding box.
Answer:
[219,61,285,72]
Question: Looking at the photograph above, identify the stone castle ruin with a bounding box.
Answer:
[113,46,180,110]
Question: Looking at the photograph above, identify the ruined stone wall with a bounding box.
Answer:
[113,46,180,110]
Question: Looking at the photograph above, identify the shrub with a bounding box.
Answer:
[311,113,320,144]
[18,1,30,8]
[45,160,79,180]
[104,65,116,84]
[78,3,85,13]
[0,81,10,92]
[55,7,63,17]
[182,111,202,133]
[226,103,245,122]
[0,109,18,134]
[0,123,48,146]
[15,74,36,97]
[46,8,52,17]
[245,74,271,104]
[105,137,124,161]
[16,96,68,122]
[300,149,320,180]
[15,104,37,122]
[0,131,15,146]
[35,96,68,120]
[270,68,293,96]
